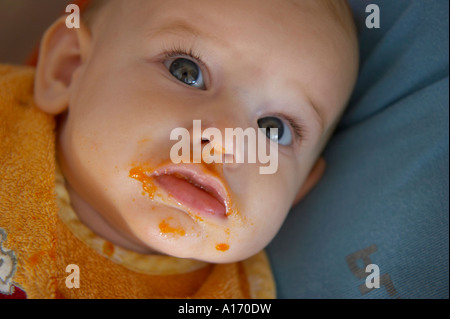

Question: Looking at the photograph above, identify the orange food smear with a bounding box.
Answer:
[159,219,186,236]
[102,241,115,257]
[216,243,230,252]
[138,138,151,144]
[129,167,157,199]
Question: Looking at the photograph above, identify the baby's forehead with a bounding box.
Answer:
[99,0,355,58]
[95,0,353,32]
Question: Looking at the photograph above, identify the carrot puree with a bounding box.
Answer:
[159,219,186,236]
[215,243,230,251]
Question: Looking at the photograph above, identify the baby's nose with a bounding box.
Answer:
[187,121,243,166]
[200,135,235,164]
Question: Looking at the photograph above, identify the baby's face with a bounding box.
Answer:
[51,0,358,262]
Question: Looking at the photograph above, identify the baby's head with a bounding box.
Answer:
[34,0,358,263]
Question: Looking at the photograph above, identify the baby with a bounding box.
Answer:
[0,0,358,298]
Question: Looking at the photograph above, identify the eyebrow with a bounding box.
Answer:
[146,20,222,44]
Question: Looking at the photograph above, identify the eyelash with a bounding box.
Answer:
[161,46,305,144]
[162,45,207,70]
[276,113,305,143]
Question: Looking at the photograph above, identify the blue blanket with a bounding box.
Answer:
[267,0,449,299]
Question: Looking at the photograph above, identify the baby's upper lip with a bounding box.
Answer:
[150,163,230,216]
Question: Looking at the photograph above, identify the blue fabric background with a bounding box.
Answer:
[267,0,449,298]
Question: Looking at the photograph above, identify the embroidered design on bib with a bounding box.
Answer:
[0,228,17,295]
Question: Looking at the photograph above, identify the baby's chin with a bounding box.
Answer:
[157,239,265,264]
[138,233,261,264]
[122,203,269,263]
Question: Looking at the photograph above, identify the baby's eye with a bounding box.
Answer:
[165,58,205,90]
[258,116,293,146]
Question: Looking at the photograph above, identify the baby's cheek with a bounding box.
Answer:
[248,184,293,233]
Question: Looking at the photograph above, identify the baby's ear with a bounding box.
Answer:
[34,16,91,114]
[292,157,326,206]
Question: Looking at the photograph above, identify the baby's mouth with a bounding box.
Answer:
[141,164,229,219]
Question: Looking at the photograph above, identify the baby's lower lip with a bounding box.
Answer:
[153,174,227,218]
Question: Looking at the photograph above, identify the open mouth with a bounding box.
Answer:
[151,165,229,219]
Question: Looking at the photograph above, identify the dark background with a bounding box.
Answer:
[0,0,72,65]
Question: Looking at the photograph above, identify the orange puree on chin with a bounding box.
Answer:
[216,243,229,252]
[159,219,186,236]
